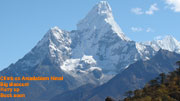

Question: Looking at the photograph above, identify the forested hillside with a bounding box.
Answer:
[105,61,180,101]
[123,61,180,101]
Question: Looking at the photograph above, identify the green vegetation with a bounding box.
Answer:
[105,61,180,101]
[105,97,115,101]
[124,68,180,101]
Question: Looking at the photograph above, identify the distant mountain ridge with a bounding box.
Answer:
[142,35,180,54]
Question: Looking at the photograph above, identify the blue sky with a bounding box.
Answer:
[0,0,180,70]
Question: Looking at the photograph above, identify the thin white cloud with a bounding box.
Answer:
[131,8,144,15]
[154,36,163,40]
[165,0,180,12]
[146,27,154,32]
[131,27,143,32]
[145,4,159,15]
[131,27,154,33]
[131,3,159,15]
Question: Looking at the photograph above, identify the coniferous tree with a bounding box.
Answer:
[176,60,180,75]
[176,60,180,69]
[124,91,133,98]
[159,73,166,84]
[105,96,115,101]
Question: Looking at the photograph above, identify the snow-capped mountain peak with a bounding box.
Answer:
[21,26,72,67]
[94,1,112,16]
[71,1,145,73]
[143,35,180,53]
[36,26,64,47]
[77,1,128,41]
[155,35,178,43]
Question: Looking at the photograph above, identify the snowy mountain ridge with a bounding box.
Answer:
[142,35,180,54]
[77,1,128,41]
